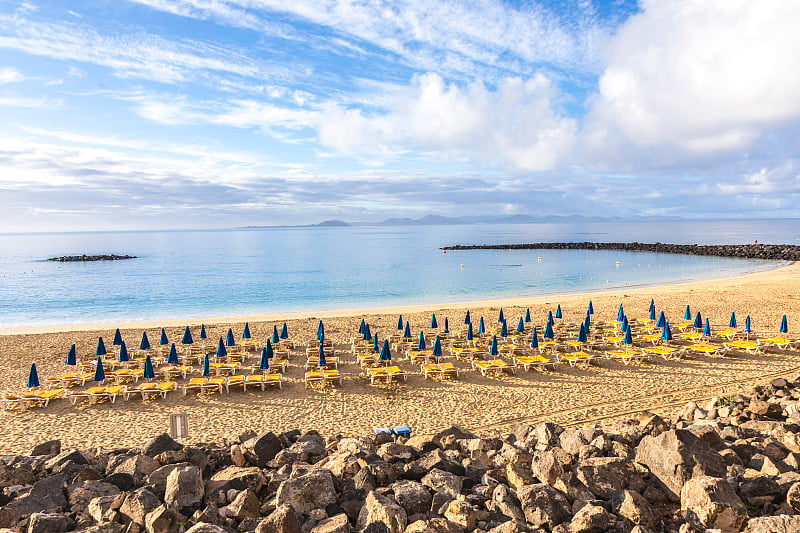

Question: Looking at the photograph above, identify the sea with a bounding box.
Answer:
[1,219,797,328]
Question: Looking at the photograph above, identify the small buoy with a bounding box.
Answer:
[537,257,542,261]
[443,250,446,254]
[615,261,621,265]
[460,264,464,268]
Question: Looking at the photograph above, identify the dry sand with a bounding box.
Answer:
[1,261,799,454]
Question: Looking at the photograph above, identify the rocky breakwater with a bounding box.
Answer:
[441,242,800,262]
[47,255,137,262]
[4,379,800,532]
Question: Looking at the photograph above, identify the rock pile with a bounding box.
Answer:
[3,377,800,532]
[46,255,136,262]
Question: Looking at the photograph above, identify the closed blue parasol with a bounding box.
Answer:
[27,363,40,388]
[617,304,624,322]
[543,321,554,339]
[379,340,391,362]
[96,338,107,356]
[745,315,752,334]
[729,312,737,328]
[693,311,702,329]
[649,298,655,312]
[181,326,193,345]
[317,343,326,367]
[656,311,666,328]
[242,323,251,339]
[202,354,210,377]
[702,318,712,337]
[397,315,404,330]
[140,332,151,351]
[265,339,274,360]
[649,306,656,321]
[113,328,123,346]
[432,335,442,357]
[143,354,155,380]
[525,308,531,322]
[478,317,486,334]
[94,357,105,382]
[547,311,554,327]
[272,326,280,344]
[118,341,129,362]
[258,347,270,371]
[417,331,426,350]
[661,321,673,341]
[577,323,587,343]
[443,317,449,334]
[464,310,471,324]
[359,318,366,334]
[780,315,788,333]
[587,301,594,315]
[623,325,633,346]
[684,305,691,320]
[530,327,539,349]
[317,320,325,341]
[66,344,77,365]
[167,343,179,364]
[363,323,372,341]
[584,313,591,334]
[216,337,227,358]
[430,313,438,329]
[555,305,562,319]
[500,320,508,338]
[466,322,474,341]
[280,322,289,339]
[516,317,525,333]
[403,321,412,339]
[489,335,498,356]
[200,324,207,340]
[225,328,236,347]
[373,333,379,352]
[620,315,629,332]
[160,328,169,346]
[498,308,505,323]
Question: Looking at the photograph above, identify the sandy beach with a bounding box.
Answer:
[1,261,799,454]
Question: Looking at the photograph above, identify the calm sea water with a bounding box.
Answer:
[0,219,797,328]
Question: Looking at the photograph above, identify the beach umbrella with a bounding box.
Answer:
[745,315,752,333]
[617,304,624,322]
[200,324,207,340]
[577,323,587,343]
[489,335,499,356]
[661,321,673,341]
[525,308,531,322]
[359,318,366,334]
[432,335,442,357]
[113,328,123,346]
[702,318,712,337]
[93,357,105,383]
[543,321,555,339]
[430,313,438,329]
[466,322,474,341]
[143,355,155,380]
[397,315,404,330]
[729,312,737,329]
[363,323,372,341]
[547,311,554,327]
[443,317,449,334]
[280,322,289,339]
[464,310,471,324]
[216,337,227,358]
[140,332,151,351]
[684,305,692,320]
[417,331,426,351]
[242,323,251,339]
[27,363,40,388]
[159,328,169,346]
[181,326,194,345]
[656,311,666,328]
[516,317,525,333]
[317,320,325,341]
[530,327,539,349]
[271,326,280,344]
[317,343,327,367]
[620,315,629,333]
[225,328,236,347]
[692,311,702,329]
[780,315,788,333]
[202,354,210,377]
[96,338,107,356]
[403,321,412,339]
[265,339,274,361]
[258,347,270,371]
[118,341,129,362]
[65,344,77,366]
[478,317,486,334]
[623,326,633,346]
[584,313,591,334]
[500,320,508,338]
[649,299,655,313]
[167,343,179,364]
[498,308,505,323]
[379,340,391,362]
[372,333,379,352]
[587,301,594,315]
[649,306,656,321]
[555,305,562,319]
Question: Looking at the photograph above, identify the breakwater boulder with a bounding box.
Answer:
[47,255,136,262]
[5,378,800,532]
[441,242,800,261]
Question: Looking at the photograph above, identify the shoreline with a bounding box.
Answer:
[0,260,792,336]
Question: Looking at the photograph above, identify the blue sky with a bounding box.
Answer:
[0,0,798,231]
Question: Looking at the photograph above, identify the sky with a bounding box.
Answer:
[0,0,799,231]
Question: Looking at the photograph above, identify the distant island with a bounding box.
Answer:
[243,220,349,229]
[47,254,137,262]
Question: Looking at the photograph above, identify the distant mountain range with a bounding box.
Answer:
[242,214,682,229]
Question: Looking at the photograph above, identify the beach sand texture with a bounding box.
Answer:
[1,262,799,454]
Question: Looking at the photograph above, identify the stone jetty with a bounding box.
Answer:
[3,377,800,532]
[46,255,137,262]
[441,242,800,262]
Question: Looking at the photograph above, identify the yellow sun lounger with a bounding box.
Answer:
[386,366,407,382]
[760,337,799,350]
[323,369,343,385]
[304,371,324,387]
[724,340,765,354]
[202,377,226,393]
[421,363,459,379]
[183,377,208,395]
[513,355,557,371]
[367,367,387,383]
[5,389,65,408]
[125,381,176,400]
[68,385,126,404]
[111,368,144,384]
[560,351,597,367]
[158,365,193,379]
[687,343,731,357]
[358,353,378,368]
[367,366,407,384]
[640,345,686,360]
[638,333,663,345]
[606,350,646,365]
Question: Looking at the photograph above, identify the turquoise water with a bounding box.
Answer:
[0,219,796,328]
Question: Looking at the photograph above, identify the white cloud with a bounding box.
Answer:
[0,66,23,84]
[584,0,800,163]
[0,95,58,107]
